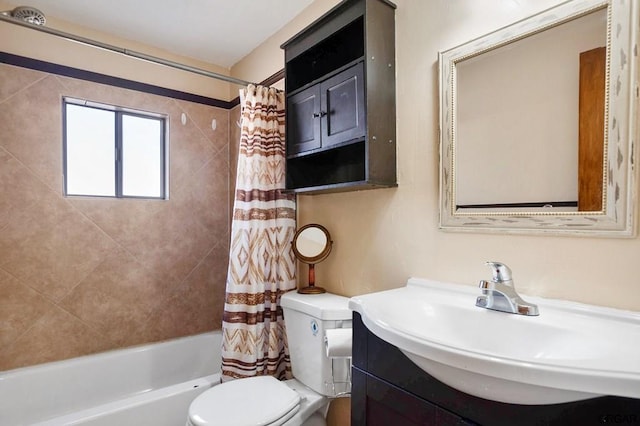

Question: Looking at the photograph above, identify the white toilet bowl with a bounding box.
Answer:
[187,376,328,426]
[187,291,352,426]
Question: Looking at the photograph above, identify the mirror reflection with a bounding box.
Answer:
[455,7,607,212]
[295,227,328,258]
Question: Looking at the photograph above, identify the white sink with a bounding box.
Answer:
[349,278,640,405]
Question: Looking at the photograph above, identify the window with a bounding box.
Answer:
[63,98,167,199]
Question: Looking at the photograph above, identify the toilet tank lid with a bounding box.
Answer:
[281,291,351,320]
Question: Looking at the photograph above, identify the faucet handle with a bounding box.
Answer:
[485,261,512,283]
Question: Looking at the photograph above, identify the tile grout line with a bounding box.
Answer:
[0,266,54,351]
[0,70,49,106]
[134,240,224,338]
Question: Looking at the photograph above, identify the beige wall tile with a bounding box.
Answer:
[176,99,230,153]
[178,243,230,329]
[55,75,164,112]
[59,249,176,345]
[0,62,232,371]
[0,63,47,103]
[0,147,52,230]
[0,269,53,348]
[0,191,118,301]
[176,151,230,243]
[0,75,65,189]
[165,100,217,192]
[0,305,114,371]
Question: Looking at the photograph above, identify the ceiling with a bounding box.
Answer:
[5,0,315,68]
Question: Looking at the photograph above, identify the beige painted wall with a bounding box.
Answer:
[230,0,342,85]
[231,2,628,425]
[236,0,640,310]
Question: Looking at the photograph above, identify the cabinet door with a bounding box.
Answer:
[287,85,322,155]
[352,368,475,426]
[321,63,365,148]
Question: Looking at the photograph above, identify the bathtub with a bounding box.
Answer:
[0,332,222,426]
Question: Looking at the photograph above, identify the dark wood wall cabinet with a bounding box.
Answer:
[281,0,397,194]
[352,313,640,426]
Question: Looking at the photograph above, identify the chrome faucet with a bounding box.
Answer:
[475,261,539,316]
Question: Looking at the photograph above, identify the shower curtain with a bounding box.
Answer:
[221,84,297,381]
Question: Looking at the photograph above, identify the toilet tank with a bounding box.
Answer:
[280,291,352,397]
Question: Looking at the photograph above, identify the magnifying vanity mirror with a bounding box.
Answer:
[439,0,638,236]
[291,224,333,294]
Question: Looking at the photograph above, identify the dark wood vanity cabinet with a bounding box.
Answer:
[281,0,396,194]
[352,313,640,426]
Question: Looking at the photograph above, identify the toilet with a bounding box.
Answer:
[187,291,352,426]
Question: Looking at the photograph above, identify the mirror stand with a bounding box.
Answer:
[299,263,326,294]
[291,223,333,294]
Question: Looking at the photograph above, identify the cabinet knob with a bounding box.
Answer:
[313,111,327,118]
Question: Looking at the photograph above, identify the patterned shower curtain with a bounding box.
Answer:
[221,84,297,381]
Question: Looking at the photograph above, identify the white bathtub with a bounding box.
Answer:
[0,332,222,426]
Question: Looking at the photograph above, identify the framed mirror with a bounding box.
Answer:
[292,224,333,294]
[438,0,638,236]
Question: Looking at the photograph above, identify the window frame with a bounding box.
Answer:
[62,97,168,200]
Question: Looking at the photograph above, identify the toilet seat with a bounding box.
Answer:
[188,376,302,426]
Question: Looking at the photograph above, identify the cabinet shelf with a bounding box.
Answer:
[286,136,364,160]
[288,181,369,195]
[281,0,397,194]
[286,141,365,190]
[286,57,365,99]
[286,15,364,93]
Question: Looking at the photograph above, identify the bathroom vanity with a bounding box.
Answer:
[351,312,640,425]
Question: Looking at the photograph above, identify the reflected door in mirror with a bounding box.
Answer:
[578,46,606,211]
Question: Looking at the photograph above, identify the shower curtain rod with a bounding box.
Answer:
[0,14,258,87]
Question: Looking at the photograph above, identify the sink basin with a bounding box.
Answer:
[349,278,640,405]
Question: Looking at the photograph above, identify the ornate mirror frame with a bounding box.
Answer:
[438,0,639,236]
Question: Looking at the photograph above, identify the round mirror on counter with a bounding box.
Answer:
[291,224,332,294]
